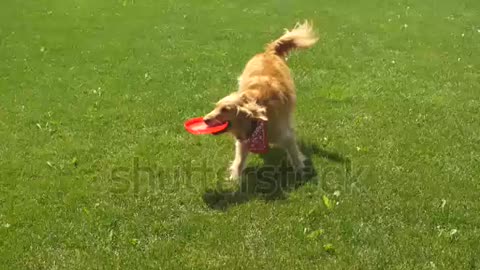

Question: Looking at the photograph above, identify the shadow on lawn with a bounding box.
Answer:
[202,141,348,210]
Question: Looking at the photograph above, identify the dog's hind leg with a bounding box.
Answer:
[229,140,249,181]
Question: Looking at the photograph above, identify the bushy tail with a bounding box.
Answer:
[265,21,318,58]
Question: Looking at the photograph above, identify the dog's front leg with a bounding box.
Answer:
[280,132,306,171]
[229,140,249,181]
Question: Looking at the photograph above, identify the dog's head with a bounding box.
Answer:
[204,92,267,140]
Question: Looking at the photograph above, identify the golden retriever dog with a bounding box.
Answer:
[204,21,318,180]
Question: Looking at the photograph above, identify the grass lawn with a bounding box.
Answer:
[1,0,480,269]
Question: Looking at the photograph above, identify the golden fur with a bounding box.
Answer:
[204,21,318,180]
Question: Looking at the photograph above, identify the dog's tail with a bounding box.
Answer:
[265,21,318,58]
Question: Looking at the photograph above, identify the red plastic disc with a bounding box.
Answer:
[184,117,229,135]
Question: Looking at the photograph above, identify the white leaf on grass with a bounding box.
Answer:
[307,229,324,239]
[323,243,335,254]
[440,199,446,209]
[322,195,333,210]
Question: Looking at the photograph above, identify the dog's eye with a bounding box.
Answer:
[220,108,228,113]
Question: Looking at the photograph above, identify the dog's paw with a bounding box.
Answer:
[227,170,241,181]
[291,157,305,170]
[227,167,241,181]
[226,174,240,182]
[291,160,306,179]
[228,159,247,182]
[295,164,306,174]
[299,153,307,164]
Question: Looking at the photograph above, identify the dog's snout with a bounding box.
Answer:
[204,118,214,126]
[204,116,220,126]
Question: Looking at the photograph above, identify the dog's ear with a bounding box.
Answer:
[251,104,268,121]
[235,91,268,121]
[237,102,268,121]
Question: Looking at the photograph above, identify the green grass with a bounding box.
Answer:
[1,0,480,269]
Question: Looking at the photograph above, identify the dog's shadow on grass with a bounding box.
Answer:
[202,141,348,210]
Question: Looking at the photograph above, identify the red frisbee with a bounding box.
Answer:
[184,117,229,135]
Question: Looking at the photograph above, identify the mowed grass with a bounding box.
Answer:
[1,0,480,269]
